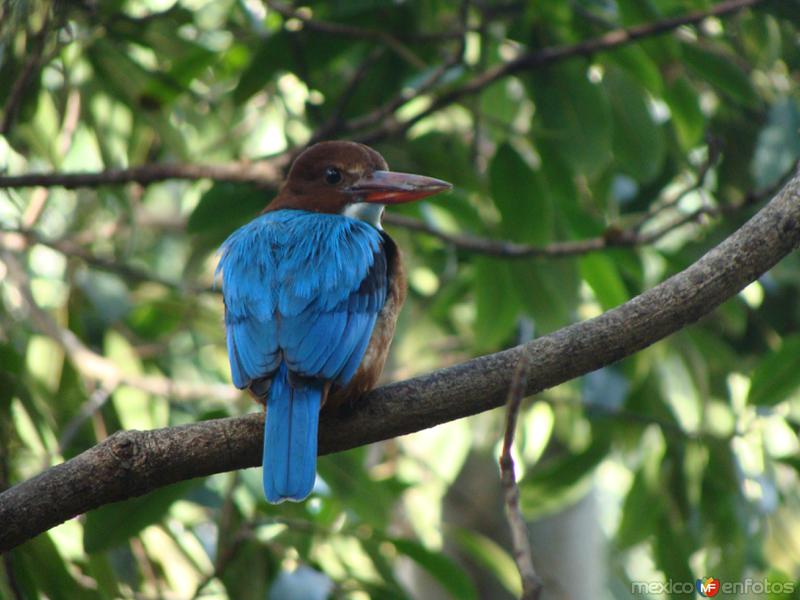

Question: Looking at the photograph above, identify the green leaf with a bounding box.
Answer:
[85,555,123,599]
[489,143,552,243]
[654,516,695,600]
[607,45,664,95]
[473,258,521,350]
[480,80,522,136]
[392,538,478,600]
[681,42,759,108]
[87,38,185,110]
[776,455,800,474]
[765,570,799,600]
[616,465,664,549]
[187,182,270,239]
[579,253,629,311]
[529,62,612,177]
[536,139,602,239]
[512,259,580,334]
[0,52,20,107]
[360,538,408,596]
[317,447,409,527]
[747,335,800,406]
[700,442,747,554]
[358,581,411,600]
[127,296,190,340]
[221,538,276,600]
[615,0,677,61]
[83,480,197,553]
[10,534,101,600]
[452,528,521,597]
[607,68,665,183]
[233,33,290,105]
[406,133,482,193]
[663,75,705,149]
[520,439,610,518]
[751,98,800,189]
[0,342,23,410]
[615,0,660,25]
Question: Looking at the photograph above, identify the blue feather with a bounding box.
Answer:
[217,209,389,503]
[339,314,378,384]
[263,363,322,503]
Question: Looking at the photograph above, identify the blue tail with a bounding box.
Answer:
[263,363,323,503]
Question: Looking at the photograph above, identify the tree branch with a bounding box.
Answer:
[0,249,238,403]
[1,4,52,136]
[0,2,762,193]
[5,164,786,266]
[1,171,798,554]
[0,228,210,293]
[265,0,427,69]
[499,356,542,600]
[335,0,469,137]
[383,163,790,259]
[360,0,765,142]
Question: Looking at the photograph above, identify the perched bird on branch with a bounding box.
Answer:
[216,141,451,503]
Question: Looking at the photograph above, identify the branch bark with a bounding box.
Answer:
[500,356,542,600]
[1,171,798,554]
[0,161,284,190]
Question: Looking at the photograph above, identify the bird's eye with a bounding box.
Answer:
[324,167,342,185]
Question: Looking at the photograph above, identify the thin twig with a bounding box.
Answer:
[342,0,470,136]
[57,386,112,454]
[0,250,238,402]
[631,140,721,232]
[190,509,250,599]
[384,163,793,258]
[310,46,387,143]
[384,213,616,257]
[0,227,214,294]
[360,0,764,143]
[265,0,427,69]
[1,5,52,135]
[1,166,783,271]
[499,355,543,600]
[0,161,284,189]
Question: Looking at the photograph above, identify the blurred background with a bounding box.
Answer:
[1,0,799,598]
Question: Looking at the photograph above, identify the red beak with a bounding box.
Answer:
[347,170,452,204]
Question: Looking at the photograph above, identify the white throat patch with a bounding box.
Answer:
[342,202,385,229]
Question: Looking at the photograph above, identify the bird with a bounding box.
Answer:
[216,141,451,503]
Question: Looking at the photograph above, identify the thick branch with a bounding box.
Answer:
[1,172,798,554]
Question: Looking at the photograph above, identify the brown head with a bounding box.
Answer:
[265,141,451,226]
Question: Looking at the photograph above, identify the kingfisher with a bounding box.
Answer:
[216,141,451,503]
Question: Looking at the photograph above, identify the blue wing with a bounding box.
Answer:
[217,209,388,389]
[217,220,281,388]
[218,210,388,503]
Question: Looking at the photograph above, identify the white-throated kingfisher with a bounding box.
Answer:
[216,141,451,503]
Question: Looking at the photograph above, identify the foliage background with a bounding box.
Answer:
[1,0,800,598]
